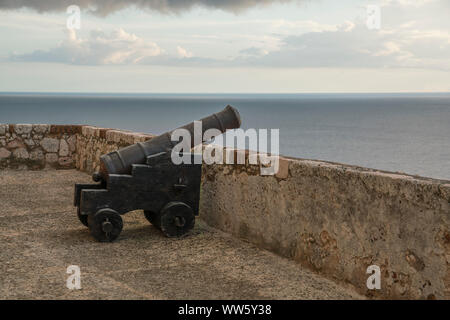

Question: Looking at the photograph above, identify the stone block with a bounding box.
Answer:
[0,124,8,135]
[30,149,44,161]
[33,124,49,134]
[45,153,58,163]
[41,138,59,153]
[67,135,76,152]
[13,148,29,159]
[24,139,35,147]
[82,126,100,138]
[59,156,73,167]
[59,139,69,156]
[275,157,290,179]
[14,124,33,135]
[0,147,11,159]
[50,125,82,135]
[7,139,24,149]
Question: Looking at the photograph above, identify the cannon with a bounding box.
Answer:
[74,105,241,242]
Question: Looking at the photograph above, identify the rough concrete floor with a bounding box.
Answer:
[0,169,363,300]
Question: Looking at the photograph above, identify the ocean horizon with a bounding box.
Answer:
[1,92,449,180]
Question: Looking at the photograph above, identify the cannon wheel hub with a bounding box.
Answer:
[88,209,123,242]
[158,202,195,238]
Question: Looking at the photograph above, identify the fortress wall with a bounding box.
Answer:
[1,123,449,299]
[0,124,80,170]
[199,157,450,299]
[74,126,153,173]
[0,124,153,172]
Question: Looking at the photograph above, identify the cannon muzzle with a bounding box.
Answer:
[99,105,241,179]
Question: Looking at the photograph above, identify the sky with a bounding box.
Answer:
[0,0,449,93]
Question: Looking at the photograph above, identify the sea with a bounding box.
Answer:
[0,92,449,180]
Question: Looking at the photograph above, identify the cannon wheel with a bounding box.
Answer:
[143,211,160,229]
[77,207,89,227]
[158,202,195,238]
[88,208,123,242]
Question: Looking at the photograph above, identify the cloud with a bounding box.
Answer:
[11,21,450,71]
[177,46,193,58]
[10,27,221,66]
[0,0,299,15]
[8,0,450,71]
[12,28,163,65]
[239,47,270,57]
[236,18,450,70]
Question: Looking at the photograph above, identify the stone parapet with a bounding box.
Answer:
[0,124,153,172]
[199,158,450,299]
[0,124,77,170]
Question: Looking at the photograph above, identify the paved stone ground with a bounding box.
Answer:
[0,169,363,300]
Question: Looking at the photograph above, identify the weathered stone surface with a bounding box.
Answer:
[41,138,59,153]
[81,126,100,138]
[24,139,35,147]
[59,139,69,156]
[200,159,450,300]
[33,124,49,134]
[30,149,44,161]
[58,156,73,167]
[0,124,8,135]
[0,147,11,159]
[13,148,29,159]
[49,125,82,135]
[7,139,24,149]
[275,157,290,179]
[67,135,76,152]
[45,153,58,163]
[133,134,153,143]
[14,124,33,135]
[105,130,135,145]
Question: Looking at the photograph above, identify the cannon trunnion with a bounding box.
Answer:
[74,153,202,242]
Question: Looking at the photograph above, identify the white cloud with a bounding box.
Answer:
[381,0,438,7]
[240,22,450,70]
[11,20,450,71]
[8,0,450,72]
[177,46,193,58]
[12,28,163,65]
[240,47,270,57]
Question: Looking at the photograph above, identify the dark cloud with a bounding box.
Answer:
[0,0,296,15]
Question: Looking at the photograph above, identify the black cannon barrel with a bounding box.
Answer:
[99,105,241,178]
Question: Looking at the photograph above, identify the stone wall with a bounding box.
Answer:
[0,124,79,170]
[0,124,153,173]
[75,126,153,173]
[1,123,449,299]
[199,157,450,299]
